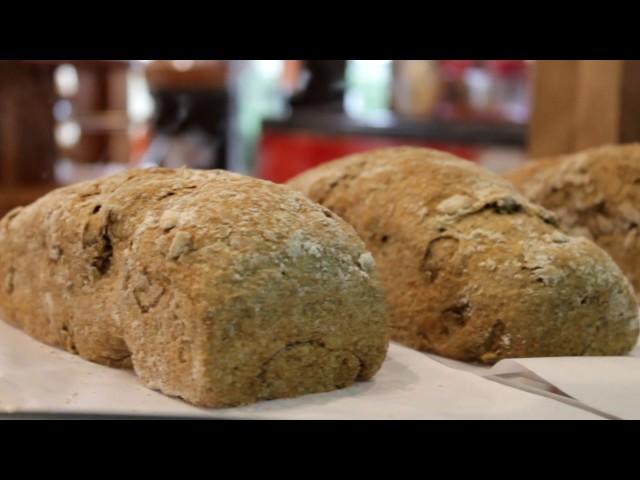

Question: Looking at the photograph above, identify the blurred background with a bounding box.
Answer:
[2,60,638,217]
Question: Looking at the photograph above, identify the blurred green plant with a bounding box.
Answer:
[231,60,393,174]
[232,60,286,174]
[344,60,393,120]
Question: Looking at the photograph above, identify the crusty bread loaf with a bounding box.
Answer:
[0,168,388,407]
[288,147,639,363]
[506,144,640,294]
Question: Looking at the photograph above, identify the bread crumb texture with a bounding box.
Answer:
[0,168,389,407]
[288,146,639,364]
[507,143,640,295]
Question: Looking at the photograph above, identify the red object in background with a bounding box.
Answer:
[257,130,481,183]
[486,60,528,77]
[439,60,476,79]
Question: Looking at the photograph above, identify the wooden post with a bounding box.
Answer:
[528,61,579,158]
[529,60,640,158]
[0,61,57,186]
[71,61,130,164]
[0,61,58,216]
[573,60,625,151]
[619,60,640,144]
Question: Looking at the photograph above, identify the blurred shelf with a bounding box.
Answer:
[17,60,130,68]
[263,112,527,146]
[71,111,129,133]
[145,60,228,92]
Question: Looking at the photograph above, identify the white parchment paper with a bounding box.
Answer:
[392,342,640,419]
[426,338,640,420]
[489,355,640,420]
[0,320,598,419]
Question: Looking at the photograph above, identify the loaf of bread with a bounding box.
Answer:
[0,168,388,407]
[506,144,640,294]
[288,147,639,363]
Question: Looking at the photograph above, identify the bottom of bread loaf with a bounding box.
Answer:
[140,341,367,408]
[0,168,389,408]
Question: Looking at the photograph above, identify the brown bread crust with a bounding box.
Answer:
[288,147,639,363]
[507,144,640,294]
[0,168,388,407]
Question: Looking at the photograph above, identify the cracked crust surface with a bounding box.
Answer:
[288,147,639,363]
[507,143,640,295]
[0,168,389,407]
